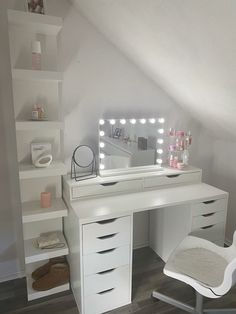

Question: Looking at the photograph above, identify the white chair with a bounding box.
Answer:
[152,232,236,313]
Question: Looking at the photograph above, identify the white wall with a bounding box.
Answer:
[0,1,24,282]
[55,2,214,247]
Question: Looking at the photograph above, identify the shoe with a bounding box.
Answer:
[32,263,69,291]
[31,256,66,280]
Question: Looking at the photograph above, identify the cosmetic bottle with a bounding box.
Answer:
[182,150,189,166]
[31,41,41,70]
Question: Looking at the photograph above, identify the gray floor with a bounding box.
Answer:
[1,247,236,314]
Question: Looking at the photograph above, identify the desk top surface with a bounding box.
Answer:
[68,183,228,224]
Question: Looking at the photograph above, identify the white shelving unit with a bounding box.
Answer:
[12,69,63,81]
[24,231,68,264]
[19,161,67,179]
[16,121,64,131]
[8,9,69,301]
[22,198,67,223]
[8,9,62,36]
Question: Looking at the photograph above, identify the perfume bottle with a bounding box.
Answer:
[31,41,41,70]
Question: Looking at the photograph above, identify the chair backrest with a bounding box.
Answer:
[214,231,236,296]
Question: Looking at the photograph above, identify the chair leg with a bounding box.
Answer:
[195,292,203,314]
[152,291,195,313]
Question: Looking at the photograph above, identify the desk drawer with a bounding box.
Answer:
[84,281,130,314]
[192,198,227,216]
[72,180,142,199]
[84,265,130,296]
[143,172,201,189]
[83,216,131,255]
[191,210,226,230]
[190,222,225,244]
[83,245,130,276]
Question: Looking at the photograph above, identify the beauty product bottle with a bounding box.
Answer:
[182,149,189,166]
[173,156,178,168]
[31,41,41,70]
[32,104,39,120]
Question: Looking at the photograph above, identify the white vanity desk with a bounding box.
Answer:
[63,166,228,314]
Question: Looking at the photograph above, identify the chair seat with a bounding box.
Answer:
[165,247,228,287]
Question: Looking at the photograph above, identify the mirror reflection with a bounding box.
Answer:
[99,118,165,175]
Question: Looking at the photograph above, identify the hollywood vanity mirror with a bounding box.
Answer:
[98,118,166,177]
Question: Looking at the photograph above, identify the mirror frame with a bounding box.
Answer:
[98,118,165,177]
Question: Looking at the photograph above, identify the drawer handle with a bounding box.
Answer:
[97,268,115,275]
[97,288,115,295]
[97,218,117,225]
[166,174,180,178]
[202,213,215,217]
[100,182,118,186]
[203,200,216,204]
[201,225,214,230]
[97,248,116,254]
[97,233,118,240]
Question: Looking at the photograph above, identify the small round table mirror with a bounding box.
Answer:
[71,145,96,181]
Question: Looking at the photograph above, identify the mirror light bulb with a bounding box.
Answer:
[120,119,126,125]
[158,118,165,124]
[149,118,156,124]
[99,130,105,137]
[100,153,105,159]
[157,149,163,154]
[130,119,136,124]
[158,128,164,134]
[157,138,164,144]
[109,119,116,125]
[156,158,163,164]
[140,119,146,124]
[99,142,105,148]
[100,164,105,170]
[99,119,105,125]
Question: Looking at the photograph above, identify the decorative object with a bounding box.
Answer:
[40,191,51,208]
[168,129,192,169]
[31,104,47,121]
[25,0,46,14]
[113,128,122,138]
[31,40,41,70]
[31,142,52,168]
[71,145,97,181]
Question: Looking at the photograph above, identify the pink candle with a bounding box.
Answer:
[40,192,51,208]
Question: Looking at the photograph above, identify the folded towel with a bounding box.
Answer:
[37,232,60,249]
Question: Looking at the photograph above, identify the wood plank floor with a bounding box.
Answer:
[1,247,236,314]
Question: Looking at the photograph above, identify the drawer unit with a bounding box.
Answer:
[83,245,130,276]
[191,210,226,230]
[72,180,142,199]
[192,198,227,216]
[84,265,130,297]
[84,282,130,314]
[82,216,131,255]
[190,222,225,244]
[143,172,201,189]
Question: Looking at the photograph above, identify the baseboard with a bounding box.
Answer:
[133,242,149,250]
[0,270,25,283]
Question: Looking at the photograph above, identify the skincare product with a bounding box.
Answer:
[40,192,51,208]
[31,41,41,70]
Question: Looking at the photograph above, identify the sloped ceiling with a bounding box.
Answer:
[71,0,236,139]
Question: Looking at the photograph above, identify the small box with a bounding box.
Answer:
[31,142,52,165]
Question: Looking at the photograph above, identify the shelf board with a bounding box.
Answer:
[8,9,63,36]
[24,231,68,264]
[16,121,64,131]
[22,198,68,223]
[12,69,63,81]
[19,161,67,179]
